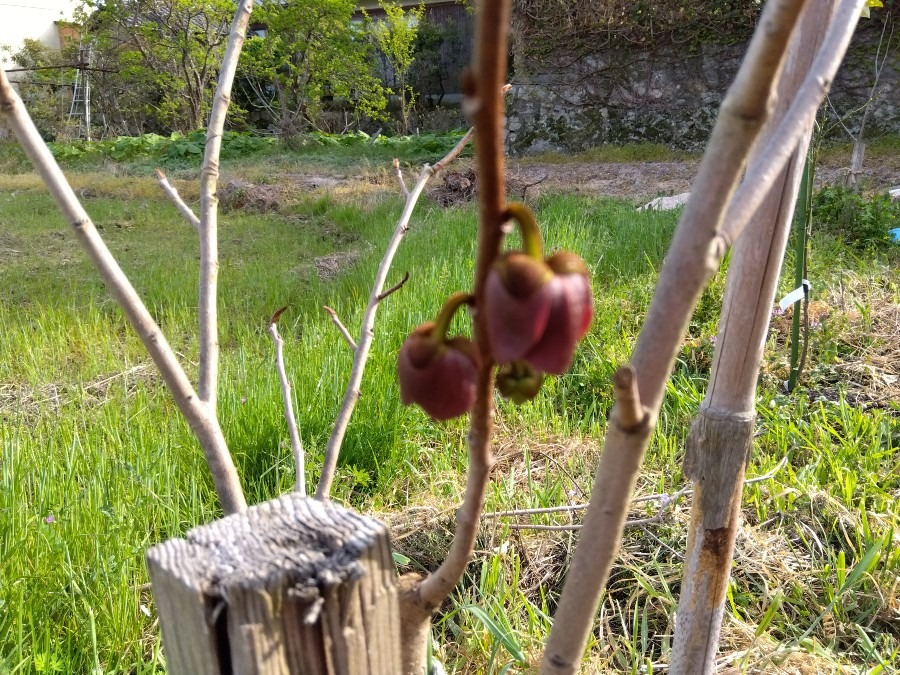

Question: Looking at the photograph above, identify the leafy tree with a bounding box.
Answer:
[82,0,234,133]
[2,39,78,139]
[238,0,387,137]
[368,1,425,135]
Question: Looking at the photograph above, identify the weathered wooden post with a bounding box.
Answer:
[146,494,401,675]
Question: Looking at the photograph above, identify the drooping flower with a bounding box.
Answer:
[484,203,592,375]
[496,360,544,404]
[398,293,479,421]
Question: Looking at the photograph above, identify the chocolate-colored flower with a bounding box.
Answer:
[484,203,593,375]
[397,293,478,421]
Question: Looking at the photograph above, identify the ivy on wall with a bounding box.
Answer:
[513,0,762,60]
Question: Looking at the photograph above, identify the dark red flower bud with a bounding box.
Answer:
[484,203,593,375]
[397,293,479,421]
[496,360,544,404]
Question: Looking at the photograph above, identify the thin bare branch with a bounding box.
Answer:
[483,457,786,520]
[0,67,246,515]
[541,0,810,672]
[415,0,512,612]
[155,168,200,230]
[323,306,357,351]
[267,310,305,496]
[722,0,866,245]
[197,0,254,411]
[393,158,409,197]
[394,8,512,674]
[376,271,410,301]
[315,116,480,501]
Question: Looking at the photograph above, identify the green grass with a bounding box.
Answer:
[1,159,899,673]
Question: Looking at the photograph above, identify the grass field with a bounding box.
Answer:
[0,139,898,674]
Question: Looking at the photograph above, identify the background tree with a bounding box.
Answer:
[368,1,424,135]
[237,0,386,137]
[83,0,234,133]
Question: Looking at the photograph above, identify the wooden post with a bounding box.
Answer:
[146,494,401,675]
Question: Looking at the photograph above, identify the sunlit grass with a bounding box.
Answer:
[0,168,898,673]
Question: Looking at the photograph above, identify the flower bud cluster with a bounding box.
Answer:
[398,204,593,420]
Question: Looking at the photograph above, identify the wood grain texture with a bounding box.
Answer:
[147,494,400,675]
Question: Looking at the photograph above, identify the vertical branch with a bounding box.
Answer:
[398,2,512,674]
[540,0,812,672]
[268,308,305,496]
[670,2,861,672]
[197,0,254,411]
[0,68,246,515]
[315,129,477,500]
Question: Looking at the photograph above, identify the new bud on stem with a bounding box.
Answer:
[398,292,478,421]
[485,203,593,375]
[496,360,544,404]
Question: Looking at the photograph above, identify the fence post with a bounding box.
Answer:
[146,494,401,674]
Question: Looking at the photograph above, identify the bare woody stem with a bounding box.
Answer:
[315,129,480,500]
[197,0,254,411]
[315,164,432,500]
[541,0,810,671]
[722,0,866,244]
[0,68,246,515]
[671,3,860,671]
[268,312,305,496]
[155,168,200,230]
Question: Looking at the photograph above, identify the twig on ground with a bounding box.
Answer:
[0,67,246,515]
[155,168,199,230]
[267,306,305,496]
[323,306,358,351]
[196,0,254,411]
[483,455,787,520]
[376,271,410,301]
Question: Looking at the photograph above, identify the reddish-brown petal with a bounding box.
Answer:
[485,269,553,363]
[524,273,593,374]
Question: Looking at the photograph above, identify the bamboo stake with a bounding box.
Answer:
[0,68,246,515]
[670,2,859,672]
[540,0,811,671]
[197,0,254,411]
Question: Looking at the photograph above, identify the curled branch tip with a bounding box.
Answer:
[270,305,289,325]
[376,271,410,302]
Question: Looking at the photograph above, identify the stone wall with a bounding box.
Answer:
[507,13,899,154]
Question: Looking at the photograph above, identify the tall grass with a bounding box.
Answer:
[0,176,897,673]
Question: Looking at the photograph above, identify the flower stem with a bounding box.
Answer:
[506,202,544,260]
[432,291,474,340]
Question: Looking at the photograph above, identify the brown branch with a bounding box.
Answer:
[0,67,246,515]
[155,168,200,230]
[197,0,254,411]
[396,7,512,675]
[540,0,810,672]
[323,306,357,351]
[376,271,410,301]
